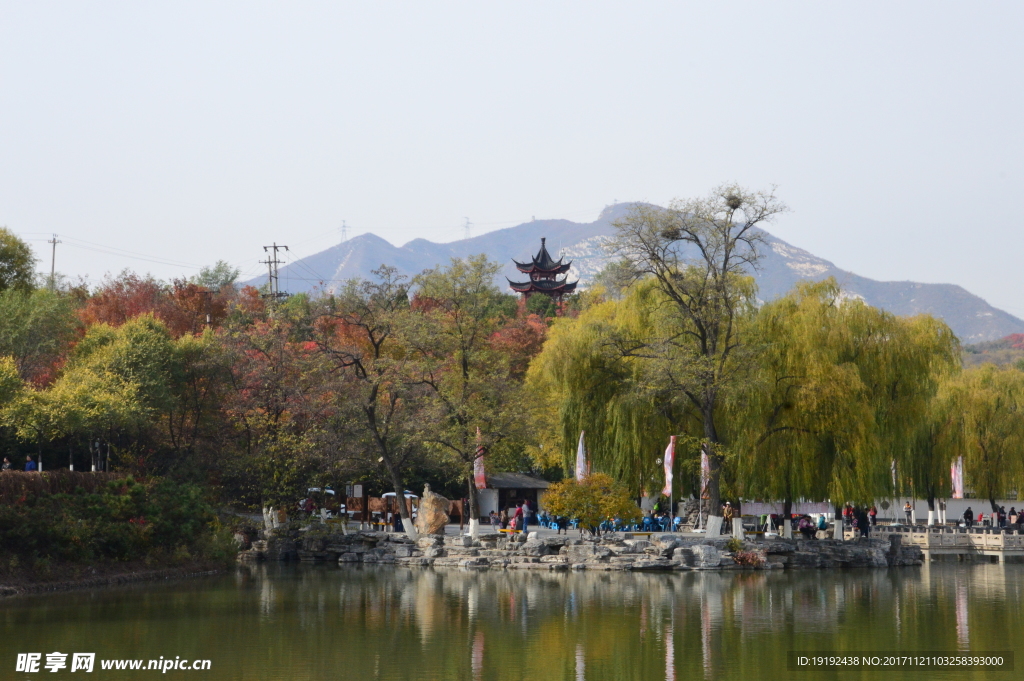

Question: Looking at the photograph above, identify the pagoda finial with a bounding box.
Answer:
[541,237,546,246]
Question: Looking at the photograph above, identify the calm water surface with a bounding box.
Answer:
[3,562,1023,680]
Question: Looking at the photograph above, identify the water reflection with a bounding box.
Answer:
[2,563,1022,680]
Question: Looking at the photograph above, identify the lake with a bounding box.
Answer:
[3,562,1022,679]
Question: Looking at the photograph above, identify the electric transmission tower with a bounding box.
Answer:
[340,220,348,242]
[464,217,472,240]
[260,243,290,301]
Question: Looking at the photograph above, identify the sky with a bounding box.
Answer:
[2,3,1023,317]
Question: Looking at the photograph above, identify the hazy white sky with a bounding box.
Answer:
[2,3,1023,316]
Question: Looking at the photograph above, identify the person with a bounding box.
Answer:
[998,506,1007,529]
[963,506,974,528]
[817,514,828,532]
[393,512,402,533]
[489,510,500,532]
[858,508,871,538]
[557,515,569,535]
[868,506,877,526]
[499,509,508,530]
[511,503,523,533]
[797,516,815,539]
[904,501,913,525]
[521,499,532,535]
[1,457,11,471]
[722,502,735,534]
[24,455,37,472]
[1009,507,1018,527]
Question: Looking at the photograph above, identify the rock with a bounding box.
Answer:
[416,535,444,549]
[424,547,446,558]
[414,485,450,536]
[676,544,721,569]
[264,537,297,561]
[632,558,674,571]
[788,551,821,568]
[520,541,555,557]
[527,532,539,541]
[566,544,613,562]
[338,553,360,563]
[445,547,479,557]
[445,535,473,548]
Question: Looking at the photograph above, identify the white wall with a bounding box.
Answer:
[478,489,498,517]
[873,497,1020,523]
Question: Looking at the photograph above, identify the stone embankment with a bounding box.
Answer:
[237,530,923,571]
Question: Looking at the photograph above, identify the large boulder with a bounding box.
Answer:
[415,485,450,536]
[675,544,721,569]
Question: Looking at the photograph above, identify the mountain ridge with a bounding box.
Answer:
[247,204,1024,343]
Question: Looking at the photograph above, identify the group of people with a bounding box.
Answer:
[1,456,37,471]
[961,506,1020,529]
[489,499,535,533]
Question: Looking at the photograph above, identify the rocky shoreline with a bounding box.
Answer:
[238,530,924,571]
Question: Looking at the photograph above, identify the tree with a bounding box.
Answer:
[940,364,1024,511]
[313,266,428,537]
[527,280,701,495]
[0,228,37,293]
[221,318,331,507]
[0,287,80,384]
[408,256,527,535]
[543,473,641,535]
[191,260,240,291]
[609,186,787,514]
[729,280,960,512]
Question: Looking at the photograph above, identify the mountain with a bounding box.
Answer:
[247,204,1024,343]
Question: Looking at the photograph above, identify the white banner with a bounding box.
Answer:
[661,436,676,497]
[575,431,588,481]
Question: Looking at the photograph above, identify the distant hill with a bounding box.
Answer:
[963,334,1024,366]
[247,204,1024,343]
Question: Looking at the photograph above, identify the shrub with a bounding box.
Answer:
[0,475,225,570]
[734,549,766,567]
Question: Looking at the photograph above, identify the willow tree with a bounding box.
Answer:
[527,280,703,496]
[730,280,960,512]
[939,364,1024,512]
[608,185,787,513]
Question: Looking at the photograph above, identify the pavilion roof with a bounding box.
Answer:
[513,237,572,274]
[507,277,578,294]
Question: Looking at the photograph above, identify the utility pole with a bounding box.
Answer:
[464,218,472,240]
[340,220,348,243]
[47,234,61,286]
[260,243,289,301]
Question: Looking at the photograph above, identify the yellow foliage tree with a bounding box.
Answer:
[543,473,641,535]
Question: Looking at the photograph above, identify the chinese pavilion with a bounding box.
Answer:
[507,237,578,302]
